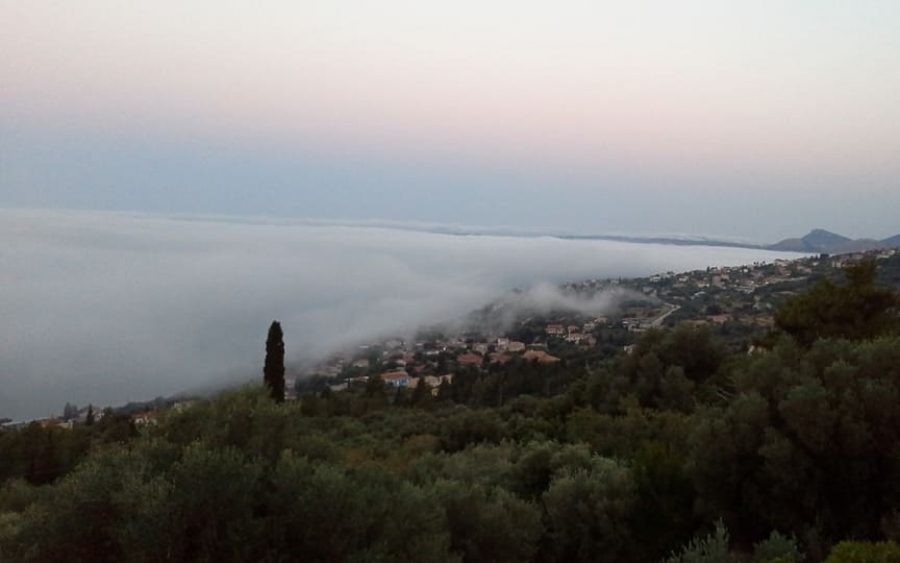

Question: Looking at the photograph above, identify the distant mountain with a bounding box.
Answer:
[561,233,762,249]
[803,229,852,248]
[767,229,899,254]
[883,234,900,248]
[766,237,811,252]
[557,228,900,254]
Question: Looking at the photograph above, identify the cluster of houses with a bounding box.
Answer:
[641,249,896,302]
[318,333,567,395]
[0,400,198,431]
[544,319,603,344]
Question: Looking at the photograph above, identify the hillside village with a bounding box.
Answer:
[5,246,899,429]
[286,247,900,400]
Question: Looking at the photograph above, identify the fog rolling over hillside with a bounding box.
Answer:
[0,210,798,420]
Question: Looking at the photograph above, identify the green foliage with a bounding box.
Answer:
[158,443,266,561]
[689,336,900,543]
[775,259,899,347]
[159,386,295,462]
[438,409,506,452]
[665,520,736,563]
[410,378,434,409]
[752,530,804,562]
[0,479,42,514]
[409,442,516,490]
[267,453,456,563]
[825,541,900,563]
[1,446,147,562]
[0,422,91,485]
[541,456,636,562]
[618,324,728,412]
[566,404,692,460]
[93,407,137,444]
[434,480,543,563]
[630,440,699,561]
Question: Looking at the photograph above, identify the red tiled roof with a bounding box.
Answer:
[457,353,483,366]
[381,371,409,381]
[489,353,511,364]
[522,350,560,363]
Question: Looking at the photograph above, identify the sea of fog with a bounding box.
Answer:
[0,209,801,420]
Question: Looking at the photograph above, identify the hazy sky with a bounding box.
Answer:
[2,1,898,240]
[0,209,800,420]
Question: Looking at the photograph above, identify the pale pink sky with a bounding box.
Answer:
[1,1,899,238]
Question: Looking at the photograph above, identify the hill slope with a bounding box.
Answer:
[768,229,897,254]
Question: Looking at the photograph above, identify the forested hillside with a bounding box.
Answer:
[2,260,899,562]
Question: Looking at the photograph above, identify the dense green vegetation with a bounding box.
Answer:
[1,259,898,562]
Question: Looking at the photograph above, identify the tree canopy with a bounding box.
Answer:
[264,320,285,403]
[774,259,899,347]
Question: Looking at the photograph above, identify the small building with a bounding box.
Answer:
[457,353,484,366]
[506,341,526,352]
[381,371,411,387]
[421,375,443,388]
[132,411,162,426]
[522,350,561,363]
[545,324,565,336]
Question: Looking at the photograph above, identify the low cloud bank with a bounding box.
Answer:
[454,283,647,336]
[508,282,642,316]
[0,209,796,419]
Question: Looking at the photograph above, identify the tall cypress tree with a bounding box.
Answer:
[264,320,285,403]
